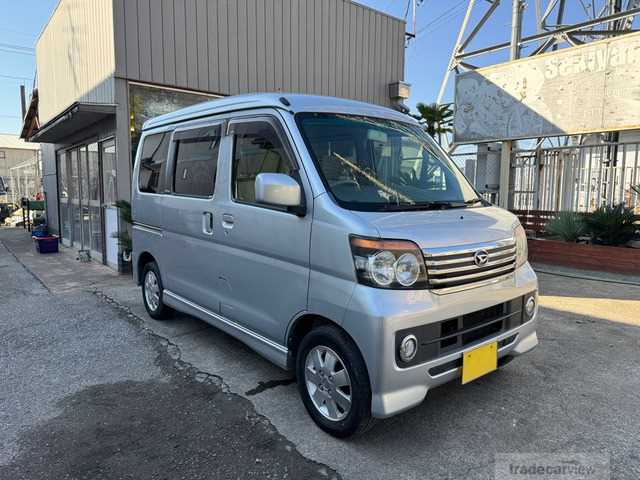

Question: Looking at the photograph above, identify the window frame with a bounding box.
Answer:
[227,115,304,214]
[168,122,224,199]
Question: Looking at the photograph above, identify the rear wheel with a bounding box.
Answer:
[142,261,173,320]
[296,325,375,438]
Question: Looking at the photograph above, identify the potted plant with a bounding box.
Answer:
[112,200,133,266]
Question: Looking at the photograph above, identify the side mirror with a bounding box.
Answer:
[255,173,303,213]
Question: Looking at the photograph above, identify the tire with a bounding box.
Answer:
[296,324,375,438]
[141,261,173,320]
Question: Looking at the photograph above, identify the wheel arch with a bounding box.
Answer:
[286,313,367,374]
[136,251,156,285]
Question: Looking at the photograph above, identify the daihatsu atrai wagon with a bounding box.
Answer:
[132,93,538,438]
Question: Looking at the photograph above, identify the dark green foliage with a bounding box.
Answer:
[546,212,586,242]
[585,205,639,246]
[112,200,132,251]
[412,102,453,144]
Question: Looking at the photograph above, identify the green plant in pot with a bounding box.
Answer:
[112,200,133,261]
[545,212,586,242]
[585,204,639,246]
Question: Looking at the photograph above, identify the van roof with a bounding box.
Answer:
[142,93,414,130]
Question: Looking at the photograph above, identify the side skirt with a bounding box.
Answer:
[163,290,290,370]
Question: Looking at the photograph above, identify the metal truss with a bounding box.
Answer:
[437,0,640,104]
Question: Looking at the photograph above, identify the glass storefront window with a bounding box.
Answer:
[57,151,72,246]
[88,143,102,259]
[102,140,117,204]
[129,83,216,165]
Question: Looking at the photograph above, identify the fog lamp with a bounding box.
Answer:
[525,296,536,317]
[399,335,418,362]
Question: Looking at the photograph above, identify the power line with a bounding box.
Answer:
[0,74,32,82]
[415,0,467,36]
[0,42,34,52]
[0,48,35,57]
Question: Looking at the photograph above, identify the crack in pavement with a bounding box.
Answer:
[245,378,297,396]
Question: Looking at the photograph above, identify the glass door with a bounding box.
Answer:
[87,143,103,262]
[79,146,91,252]
[57,151,72,246]
[69,149,82,248]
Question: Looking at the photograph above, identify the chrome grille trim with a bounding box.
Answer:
[423,238,517,294]
[429,255,516,276]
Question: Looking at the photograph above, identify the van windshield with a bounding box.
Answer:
[296,113,480,211]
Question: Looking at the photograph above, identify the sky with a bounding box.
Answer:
[0,0,607,135]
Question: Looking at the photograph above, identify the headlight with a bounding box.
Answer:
[514,223,528,268]
[350,236,428,289]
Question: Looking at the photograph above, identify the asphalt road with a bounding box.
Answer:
[0,238,338,480]
[1,228,639,479]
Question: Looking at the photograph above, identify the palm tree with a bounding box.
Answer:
[412,102,454,144]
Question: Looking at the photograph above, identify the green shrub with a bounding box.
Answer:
[545,212,586,242]
[585,205,639,246]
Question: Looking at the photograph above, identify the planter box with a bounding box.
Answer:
[528,238,640,275]
[33,235,59,254]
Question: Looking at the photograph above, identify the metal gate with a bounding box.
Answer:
[511,142,640,212]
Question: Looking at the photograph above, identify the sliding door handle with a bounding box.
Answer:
[202,211,214,235]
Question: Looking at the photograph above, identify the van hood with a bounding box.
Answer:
[353,206,518,250]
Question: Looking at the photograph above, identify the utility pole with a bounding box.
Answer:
[19,85,26,120]
[499,0,523,209]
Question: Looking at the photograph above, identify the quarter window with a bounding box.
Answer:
[232,121,293,203]
[173,125,221,197]
[138,132,170,193]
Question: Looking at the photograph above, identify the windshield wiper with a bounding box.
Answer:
[464,197,485,206]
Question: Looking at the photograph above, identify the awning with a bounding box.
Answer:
[29,102,116,143]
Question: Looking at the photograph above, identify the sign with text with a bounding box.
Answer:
[454,31,640,143]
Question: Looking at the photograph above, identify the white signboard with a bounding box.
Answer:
[454,31,640,143]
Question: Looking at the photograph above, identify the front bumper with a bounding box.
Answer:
[341,263,539,419]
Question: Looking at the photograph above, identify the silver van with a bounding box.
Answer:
[132,94,538,437]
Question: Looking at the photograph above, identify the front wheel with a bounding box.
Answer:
[142,261,173,320]
[296,325,375,438]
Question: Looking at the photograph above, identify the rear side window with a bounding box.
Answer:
[231,121,293,204]
[173,125,221,197]
[138,132,171,193]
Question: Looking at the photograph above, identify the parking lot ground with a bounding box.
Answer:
[0,229,339,480]
[2,227,639,479]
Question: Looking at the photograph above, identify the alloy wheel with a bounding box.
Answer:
[304,346,352,421]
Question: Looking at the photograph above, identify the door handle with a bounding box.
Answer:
[222,213,234,229]
[202,211,214,235]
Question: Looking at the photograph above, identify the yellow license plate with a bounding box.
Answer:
[462,341,497,385]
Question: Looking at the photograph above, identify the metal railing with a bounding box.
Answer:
[512,142,640,212]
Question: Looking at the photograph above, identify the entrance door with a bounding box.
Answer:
[69,149,82,248]
[79,146,92,252]
[87,143,103,262]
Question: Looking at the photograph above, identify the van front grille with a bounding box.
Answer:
[423,238,517,294]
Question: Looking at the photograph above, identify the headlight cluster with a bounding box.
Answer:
[350,236,428,289]
[514,223,528,268]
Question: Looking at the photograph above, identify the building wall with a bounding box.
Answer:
[36,0,116,124]
[113,0,405,106]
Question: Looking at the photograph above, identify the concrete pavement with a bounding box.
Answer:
[1,227,639,479]
[0,229,339,480]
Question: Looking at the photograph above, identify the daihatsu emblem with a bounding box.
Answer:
[474,249,489,267]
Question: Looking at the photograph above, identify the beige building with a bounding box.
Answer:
[21,0,408,271]
[0,134,41,204]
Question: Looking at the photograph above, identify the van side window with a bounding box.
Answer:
[231,121,293,203]
[173,125,221,197]
[139,132,171,193]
